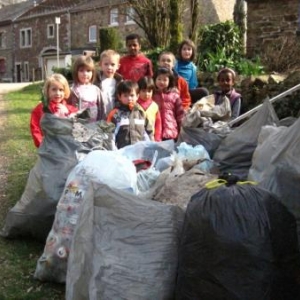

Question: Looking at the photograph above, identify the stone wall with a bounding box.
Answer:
[199,70,300,119]
[246,0,299,57]
[0,23,13,81]
[183,0,236,37]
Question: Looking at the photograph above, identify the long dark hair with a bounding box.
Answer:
[154,67,176,89]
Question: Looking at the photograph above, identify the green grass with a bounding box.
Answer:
[0,84,65,300]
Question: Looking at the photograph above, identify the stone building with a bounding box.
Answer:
[0,0,237,82]
[69,0,140,57]
[0,0,39,82]
[246,0,299,57]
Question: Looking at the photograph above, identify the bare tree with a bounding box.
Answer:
[233,0,246,52]
[169,0,183,52]
[127,0,183,49]
[189,0,199,42]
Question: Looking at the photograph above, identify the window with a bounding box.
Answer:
[24,62,29,81]
[0,31,4,48]
[20,28,32,48]
[47,24,54,38]
[0,58,6,73]
[125,7,135,24]
[110,8,119,26]
[89,25,97,43]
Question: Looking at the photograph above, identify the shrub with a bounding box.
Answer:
[51,66,73,81]
[198,21,243,69]
[197,21,264,76]
[260,37,300,73]
[144,47,164,73]
[235,57,265,76]
[99,27,122,54]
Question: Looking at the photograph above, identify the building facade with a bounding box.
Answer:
[0,0,237,82]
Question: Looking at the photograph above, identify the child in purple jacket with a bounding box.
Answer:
[214,68,242,120]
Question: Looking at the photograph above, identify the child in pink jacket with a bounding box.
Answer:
[153,68,184,141]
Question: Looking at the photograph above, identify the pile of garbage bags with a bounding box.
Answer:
[1,99,300,300]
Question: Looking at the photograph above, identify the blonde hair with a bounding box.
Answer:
[100,49,120,62]
[158,51,176,65]
[43,73,70,100]
[72,55,96,84]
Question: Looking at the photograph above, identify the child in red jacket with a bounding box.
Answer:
[117,33,153,82]
[30,73,78,147]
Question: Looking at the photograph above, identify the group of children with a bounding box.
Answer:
[30,33,241,149]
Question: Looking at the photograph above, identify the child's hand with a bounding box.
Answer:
[57,103,69,116]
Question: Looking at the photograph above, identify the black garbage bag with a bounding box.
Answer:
[176,178,300,300]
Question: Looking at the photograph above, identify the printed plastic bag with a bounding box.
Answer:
[34,150,138,283]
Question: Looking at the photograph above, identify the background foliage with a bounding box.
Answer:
[197,20,264,76]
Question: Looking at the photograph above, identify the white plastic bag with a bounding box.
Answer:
[136,151,160,192]
[79,150,138,193]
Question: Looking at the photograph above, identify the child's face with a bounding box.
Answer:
[118,89,138,106]
[139,88,153,102]
[181,44,193,61]
[100,56,120,78]
[158,54,174,70]
[48,82,65,102]
[218,72,234,93]
[126,38,141,56]
[78,66,93,84]
[155,74,169,91]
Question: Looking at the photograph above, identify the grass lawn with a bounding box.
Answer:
[0,84,65,300]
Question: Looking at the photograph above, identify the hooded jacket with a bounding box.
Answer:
[107,103,153,149]
[153,88,184,140]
